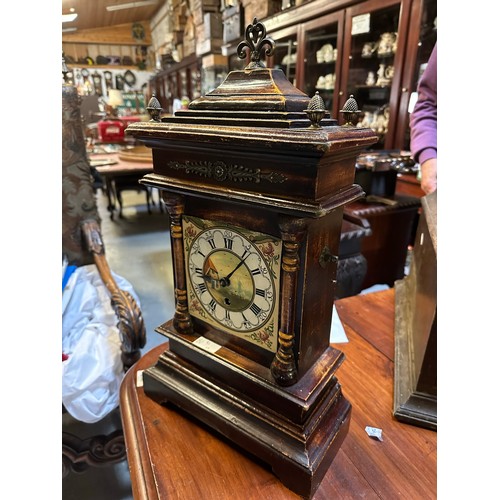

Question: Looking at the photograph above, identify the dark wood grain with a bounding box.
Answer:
[336,289,395,360]
[396,173,425,199]
[120,289,436,499]
[344,196,420,289]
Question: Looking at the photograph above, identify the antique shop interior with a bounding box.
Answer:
[59,0,448,498]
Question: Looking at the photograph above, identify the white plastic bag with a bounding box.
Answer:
[62,264,141,423]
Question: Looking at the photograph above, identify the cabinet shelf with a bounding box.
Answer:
[309,33,339,42]
[356,84,391,90]
[308,61,338,66]
[68,64,148,71]
[360,53,395,60]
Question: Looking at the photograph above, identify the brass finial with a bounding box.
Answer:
[146,93,163,122]
[237,18,275,69]
[340,95,361,126]
[304,91,326,128]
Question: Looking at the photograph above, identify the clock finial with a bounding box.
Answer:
[340,95,362,126]
[146,93,163,122]
[237,18,275,69]
[305,91,327,128]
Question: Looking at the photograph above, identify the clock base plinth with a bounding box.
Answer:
[143,341,351,498]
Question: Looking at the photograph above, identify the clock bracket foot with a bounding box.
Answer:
[143,342,351,498]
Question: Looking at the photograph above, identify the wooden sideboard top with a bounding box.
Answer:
[120,289,437,499]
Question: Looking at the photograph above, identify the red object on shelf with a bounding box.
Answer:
[98,119,126,143]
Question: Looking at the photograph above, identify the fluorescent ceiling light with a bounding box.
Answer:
[106,1,158,12]
[62,13,78,23]
[62,27,78,32]
[106,0,157,11]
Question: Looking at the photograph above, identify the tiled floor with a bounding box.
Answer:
[63,188,174,500]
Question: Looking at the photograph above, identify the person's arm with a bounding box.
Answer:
[410,44,437,195]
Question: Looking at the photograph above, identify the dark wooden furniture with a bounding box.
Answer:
[344,194,421,289]
[336,217,372,299]
[147,53,202,114]
[62,81,146,477]
[127,19,377,497]
[394,191,436,430]
[92,153,155,219]
[259,0,436,151]
[120,289,437,498]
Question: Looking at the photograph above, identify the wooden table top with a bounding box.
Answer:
[91,152,153,176]
[120,289,437,499]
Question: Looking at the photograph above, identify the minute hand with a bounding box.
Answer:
[220,253,251,287]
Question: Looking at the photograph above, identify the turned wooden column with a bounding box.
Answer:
[270,217,307,386]
[162,192,193,334]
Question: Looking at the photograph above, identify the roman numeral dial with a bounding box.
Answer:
[183,217,282,352]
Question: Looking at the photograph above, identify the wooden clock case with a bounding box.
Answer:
[394,191,437,430]
[127,20,376,498]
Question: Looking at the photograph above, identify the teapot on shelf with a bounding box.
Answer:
[377,32,397,56]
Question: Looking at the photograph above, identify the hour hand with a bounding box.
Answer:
[220,253,250,287]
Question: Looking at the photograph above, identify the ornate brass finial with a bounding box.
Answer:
[146,93,163,122]
[304,91,326,128]
[340,95,361,126]
[237,18,275,69]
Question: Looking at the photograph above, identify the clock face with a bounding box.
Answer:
[183,216,282,353]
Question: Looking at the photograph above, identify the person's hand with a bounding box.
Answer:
[420,158,437,195]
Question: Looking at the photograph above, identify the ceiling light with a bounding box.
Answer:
[106,1,158,12]
[62,27,78,33]
[62,13,78,23]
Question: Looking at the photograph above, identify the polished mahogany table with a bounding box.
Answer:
[120,289,436,499]
[92,152,154,219]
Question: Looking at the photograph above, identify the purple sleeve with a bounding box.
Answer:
[410,44,437,164]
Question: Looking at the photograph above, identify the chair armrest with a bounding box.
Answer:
[81,219,146,370]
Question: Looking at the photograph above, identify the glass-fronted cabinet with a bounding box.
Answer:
[396,0,437,150]
[147,54,201,114]
[261,0,434,151]
[340,0,412,149]
[302,12,344,117]
[270,26,299,87]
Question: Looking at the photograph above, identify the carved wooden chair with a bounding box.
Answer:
[62,77,146,477]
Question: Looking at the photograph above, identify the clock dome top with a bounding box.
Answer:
[163,18,337,128]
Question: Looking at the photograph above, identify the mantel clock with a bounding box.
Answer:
[127,19,377,498]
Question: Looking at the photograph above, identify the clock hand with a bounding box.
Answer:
[220,253,251,287]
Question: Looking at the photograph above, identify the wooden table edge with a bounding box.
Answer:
[121,346,166,500]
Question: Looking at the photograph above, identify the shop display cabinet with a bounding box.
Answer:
[264,0,436,151]
[148,54,202,114]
